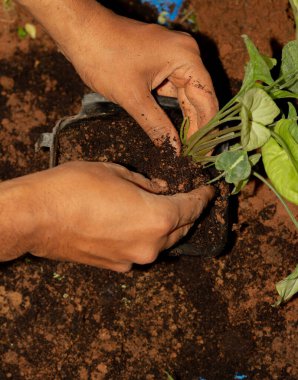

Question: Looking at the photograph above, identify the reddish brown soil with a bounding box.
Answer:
[0,1,298,380]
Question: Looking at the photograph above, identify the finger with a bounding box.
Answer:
[177,87,199,135]
[162,222,194,250]
[167,185,215,228]
[39,246,132,273]
[156,80,178,98]
[120,87,181,154]
[78,253,132,273]
[184,62,218,135]
[106,163,168,194]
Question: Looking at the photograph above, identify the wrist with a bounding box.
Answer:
[0,178,38,261]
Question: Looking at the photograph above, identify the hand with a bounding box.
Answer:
[0,162,214,271]
[17,0,218,152]
[65,10,219,151]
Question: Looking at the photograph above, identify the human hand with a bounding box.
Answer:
[0,162,214,271]
[65,10,218,152]
[17,0,218,152]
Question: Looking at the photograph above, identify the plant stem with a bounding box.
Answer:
[253,171,298,229]
[271,130,298,174]
[185,117,241,155]
[192,155,217,163]
[207,171,225,184]
[266,70,298,92]
[279,76,298,90]
[185,102,241,150]
[199,125,242,143]
[216,103,241,120]
[192,147,216,157]
[219,88,246,114]
[190,132,241,155]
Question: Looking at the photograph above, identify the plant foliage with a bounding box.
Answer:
[181,34,298,305]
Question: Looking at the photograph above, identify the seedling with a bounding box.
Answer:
[181,35,298,304]
[17,23,36,39]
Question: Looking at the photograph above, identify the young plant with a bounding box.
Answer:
[181,35,298,305]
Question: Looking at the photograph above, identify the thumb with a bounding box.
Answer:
[121,88,181,154]
[106,163,169,194]
[158,185,215,251]
[170,185,215,228]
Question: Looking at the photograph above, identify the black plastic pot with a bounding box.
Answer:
[36,93,230,258]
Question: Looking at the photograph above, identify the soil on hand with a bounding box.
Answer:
[0,1,297,380]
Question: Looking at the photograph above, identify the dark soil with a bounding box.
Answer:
[56,107,229,258]
[0,1,298,380]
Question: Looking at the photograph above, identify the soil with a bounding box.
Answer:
[56,107,229,258]
[0,1,298,380]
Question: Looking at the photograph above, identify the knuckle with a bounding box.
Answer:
[133,248,158,265]
[175,32,199,52]
[158,213,173,234]
[115,264,132,273]
[153,208,175,236]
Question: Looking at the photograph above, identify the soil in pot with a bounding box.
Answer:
[55,104,230,258]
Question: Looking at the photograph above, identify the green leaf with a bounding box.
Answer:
[24,23,36,39]
[240,104,250,147]
[229,143,242,151]
[241,88,280,124]
[231,178,249,195]
[17,26,27,39]
[274,265,298,306]
[241,35,275,90]
[240,88,279,150]
[262,137,298,205]
[274,119,298,164]
[289,0,298,15]
[281,40,298,93]
[231,153,260,194]
[261,55,277,70]
[287,103,298,143]
[180,117,190,145]
[288,102,297,119]
[215,150,251,185]
[249,153,261,166]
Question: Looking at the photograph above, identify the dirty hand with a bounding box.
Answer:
[0,162,214,271]
[17,0,218,152]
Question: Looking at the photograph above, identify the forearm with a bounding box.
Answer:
[15,0,114,57]
[0,179,37,261]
